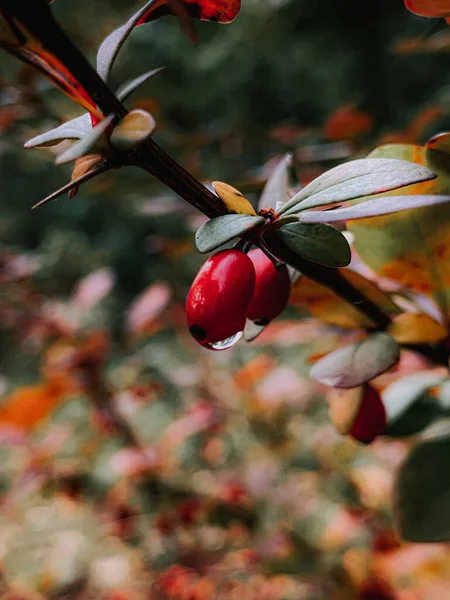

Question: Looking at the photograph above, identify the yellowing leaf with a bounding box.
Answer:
[71,155,103,181]
[290,268,399,329]
[327,387,363,434]
[349,144,450,323]
[388,312,447,344]
[110,109,156,150]
[212,182,256,215]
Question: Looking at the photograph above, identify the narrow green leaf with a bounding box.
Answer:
[277,222,351,267]
[196,214,264,254]
[56,116,114,165]
[117,67,166,102]
[310,332,400,389]
[395,433,450,542]
[258,154,291,211]
[279,158,436,215]
[299,194,450,223]
[24,114,92,148]
[244,319,266,342]
[96,0,159,82]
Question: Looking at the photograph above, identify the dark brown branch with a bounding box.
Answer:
[80,361,143,449]
[265,235,392,329]
[131,144,228,218]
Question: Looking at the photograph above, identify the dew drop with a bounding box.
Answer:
[204,331,243,351]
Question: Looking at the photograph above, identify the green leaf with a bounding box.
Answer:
[299,194,450,223]
[383,372,446,437]
[395,432,450,542]
[276,222,351,267]
[110,110,156,150]
[258,154,291,211]
[348,144,450,321]
[310,332,400,389]
[117,67,165,102]
[24,114,92,148]
[55,116,114,165]
[195,214,264,254]
[96,0,158,82]
[243,319,266,342]
[279,158,436,215]
[437,379,450,412]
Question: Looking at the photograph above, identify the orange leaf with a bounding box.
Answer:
[233,355,276,391]
[324,105,373,143]
[405,0,450,18]
[0,375,74,431]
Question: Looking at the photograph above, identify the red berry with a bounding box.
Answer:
[246,248,291,325]
[186,249,256,348]
[349,385,387,444]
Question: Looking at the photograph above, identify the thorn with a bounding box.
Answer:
[32,164,110,209]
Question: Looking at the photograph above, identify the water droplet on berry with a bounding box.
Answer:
[204,331,243,351]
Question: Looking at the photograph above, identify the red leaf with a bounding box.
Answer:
[0,8,102,117]
[137,0,241,25]
[405,0,450,18]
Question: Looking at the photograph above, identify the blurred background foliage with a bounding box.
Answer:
[1,0,450,598]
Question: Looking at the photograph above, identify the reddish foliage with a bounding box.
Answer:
[324,105,374,142]
[138,0,241,24]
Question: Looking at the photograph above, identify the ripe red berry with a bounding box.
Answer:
[349,385,387,444]
[246,248,291,325]
[186,249,256,348]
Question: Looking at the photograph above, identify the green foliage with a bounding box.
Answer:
[195,213,264,253]
[395,430,450,542]
[277,222,351,267]
[281,158,436,214]
[310,333,400,388]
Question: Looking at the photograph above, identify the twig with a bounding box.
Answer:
[79,359,142,449]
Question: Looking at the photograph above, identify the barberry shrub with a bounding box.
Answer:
[1,0,450,568]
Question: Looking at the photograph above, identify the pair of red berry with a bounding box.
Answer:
[186,248,291,349]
